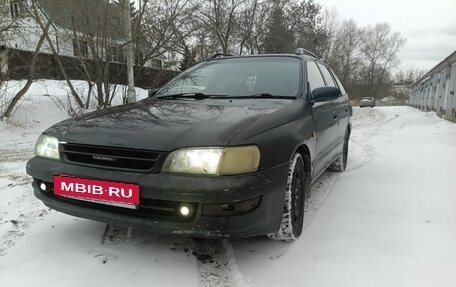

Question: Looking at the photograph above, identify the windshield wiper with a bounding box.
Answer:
[157,92,297,100]
[157,93,213,100]
[210,93,297,99]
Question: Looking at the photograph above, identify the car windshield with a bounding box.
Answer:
[156,57,301,98]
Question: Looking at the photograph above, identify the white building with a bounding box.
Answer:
[408,50,456,122]
[0,0,162,69]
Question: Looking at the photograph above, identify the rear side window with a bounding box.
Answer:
[317,63,336,87]
[306,61,325,91]
[330,69,347,95]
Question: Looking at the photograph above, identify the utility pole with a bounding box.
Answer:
[124,0,136,103]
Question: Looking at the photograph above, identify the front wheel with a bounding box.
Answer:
[267,153,308,241]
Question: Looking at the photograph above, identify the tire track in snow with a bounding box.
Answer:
[194,239,248,287]
[227,108,394,284]
[346,108,398,171]
[101,224,132,245]
[305,108,388,226]
[192,171,342,286]
[304,172,340,228]
[0,145,46,256]
[98,227,246,286]
[0,206,48,256]
[0,147,34,163]
[0,147,34,186]
[193,109,388,286]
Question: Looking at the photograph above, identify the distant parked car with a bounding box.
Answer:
[360,97,376,107]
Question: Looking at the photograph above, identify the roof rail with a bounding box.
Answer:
[208,53,233,59]
[294,48,319,58]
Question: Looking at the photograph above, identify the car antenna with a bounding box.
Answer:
[208,53,233,59]
[294,48,319,59]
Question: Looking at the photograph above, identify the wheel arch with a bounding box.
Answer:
[294,144,311,176]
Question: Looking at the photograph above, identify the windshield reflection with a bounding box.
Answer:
[156,57,301,98]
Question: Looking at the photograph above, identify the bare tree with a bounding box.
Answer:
[0,0,20,40]
[288,0,324,55]
[335,20,364,86]
[1,0,22,117]
[319,7,340,64]
[237,0,259,54]
[359,23,406,99]
[69,0,124,109]
[196,0,245,54]
[317,7,408,101]
[1,21,51,119]
[29,0,85,108]
[69,16,97,109]
[135,0,326,67]
[173,16,200,70]
[243,0,271,54]
[133,0,196,67]
[394,66,426,85]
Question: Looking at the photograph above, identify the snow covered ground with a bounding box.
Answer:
[0,80,148,147]
[1,82,456,286]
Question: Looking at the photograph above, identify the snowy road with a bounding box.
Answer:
[1,106,456,287]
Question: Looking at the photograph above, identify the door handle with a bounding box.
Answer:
[333,112,338,120]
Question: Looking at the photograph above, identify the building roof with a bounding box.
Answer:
[36,0,125,40]
[410,50,456,88]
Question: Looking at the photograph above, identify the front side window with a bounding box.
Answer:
[156,57,301,98]
[306,61,325,91]
[330,69,347,95]
[317,62,337,88]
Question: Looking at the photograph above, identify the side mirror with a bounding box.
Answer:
[312,87,341,103]
[148,89,158,98]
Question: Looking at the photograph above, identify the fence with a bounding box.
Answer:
[1,47,178,89]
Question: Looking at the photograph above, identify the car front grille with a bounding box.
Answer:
[61,143,164,172]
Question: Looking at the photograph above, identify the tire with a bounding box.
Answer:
[267,153,308,241]
[329,130,350,172]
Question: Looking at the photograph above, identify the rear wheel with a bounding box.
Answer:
[267,153,308,241]
[329,130,350,172]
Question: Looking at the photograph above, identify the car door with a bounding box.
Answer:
[307,61,338,177]
[328,67,351,142]
[316,63,349,147]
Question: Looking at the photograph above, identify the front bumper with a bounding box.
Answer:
[27,156,288,239]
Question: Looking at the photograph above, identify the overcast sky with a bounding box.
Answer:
[316,0,456,72]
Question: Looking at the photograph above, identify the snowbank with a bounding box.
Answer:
[0,80,148,147]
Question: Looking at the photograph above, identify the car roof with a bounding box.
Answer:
[205,53,317,62]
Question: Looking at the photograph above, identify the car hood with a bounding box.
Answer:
[46,98,292,151]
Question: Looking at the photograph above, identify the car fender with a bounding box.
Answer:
[228,98,316,171]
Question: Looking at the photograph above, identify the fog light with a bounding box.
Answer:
[202,196,261,216]
[179,204,192,217]
[40,182,47,191]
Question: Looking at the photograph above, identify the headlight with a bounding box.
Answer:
[162,146,260,176]
[35,134,60,159]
